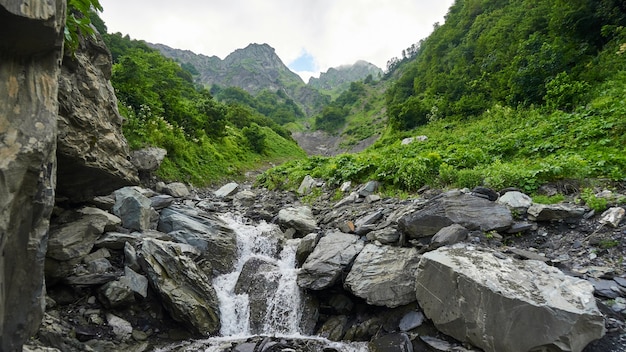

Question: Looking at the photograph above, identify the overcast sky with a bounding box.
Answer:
[99,0,455,81]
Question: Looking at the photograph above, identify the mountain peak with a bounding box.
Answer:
[308,60,382,94]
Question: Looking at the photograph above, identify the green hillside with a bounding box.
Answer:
[94,24,305,185]
[258,0,626,195]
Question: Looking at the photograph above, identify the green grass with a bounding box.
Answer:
[122,104,306,186]
[258,72,626,194]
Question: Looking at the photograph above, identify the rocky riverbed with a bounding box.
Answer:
[24,179,626,352]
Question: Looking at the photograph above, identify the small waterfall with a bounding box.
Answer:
[261,238,302,334]
[214,213,282,336]
[156,212,368,352]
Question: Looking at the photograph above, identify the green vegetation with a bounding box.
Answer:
[385,0,626,130]
[101,30,305,185]
[532,194,566,205]
[259,70,626,194]
[580,189,609,212]
[65,0,103,54]
[258,0,626,195]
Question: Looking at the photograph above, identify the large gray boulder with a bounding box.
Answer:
[277,206,320,238]
[139,238,221,335]
[398,190,513,238]
[47,211,110,261]
[234,257,281,334]
[344,244,420,307]
[0,1,64,348]
[56,26,138,202]
[158,206,237,274]
[527,203,586,222]
[415,245,605,352]
[113,187,153,231]
[298,232,364,290]
[130,147,167,172]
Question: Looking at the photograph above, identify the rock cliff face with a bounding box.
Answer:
[57,30,138,202]
[0,0,65,350]
[151,42,328,116]
[308,60,383,95]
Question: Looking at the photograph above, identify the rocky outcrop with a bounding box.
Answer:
[277,206,320,238]
[150,42,329,116]
[297,231,364,290]
[398,190,513,238]
[415,245,606,352]
[158,205,238,274]
[0,1,65,349]
[56,28,138,203]
[139,238,221,335]
[344,244,420,308]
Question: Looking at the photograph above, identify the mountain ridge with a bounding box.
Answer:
[149,42,382,117]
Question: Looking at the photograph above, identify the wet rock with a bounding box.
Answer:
[214,182,239,198]
[130,147,167,173]
[344,244,420,307]
[139,238,221,335]
[398,190,512,239]
[277,206,320,238]
[369,333,412,352]
[234,257,281,334]
[318,315,348,341]
[233,190,256,208]
[296,233,322,267]
[527,203,586,222]
[113,187,153,231]
[158,205,237,274]
[415,245,605,352]
[298,232,365,290]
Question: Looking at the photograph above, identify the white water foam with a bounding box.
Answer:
[156,213,368,352]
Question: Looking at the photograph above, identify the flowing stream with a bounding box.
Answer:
[157,212,368,352]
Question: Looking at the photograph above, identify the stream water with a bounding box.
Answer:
[157,213,368,352]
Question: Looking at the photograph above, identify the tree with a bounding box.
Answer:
[242,123,266,153]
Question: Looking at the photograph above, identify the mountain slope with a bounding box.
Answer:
[150,42,329,116]
[308,60,383,98]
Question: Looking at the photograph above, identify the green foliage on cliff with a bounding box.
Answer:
[258,0,626,194]
[104,33,305,184]
[65,0,103,54]
[385,0,626,130]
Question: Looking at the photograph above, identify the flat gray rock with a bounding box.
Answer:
[415,245,605,352]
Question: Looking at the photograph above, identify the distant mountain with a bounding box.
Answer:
[308,61,383,97]
[149,42,329,116]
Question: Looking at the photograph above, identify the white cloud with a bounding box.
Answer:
[99,0,454,76]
